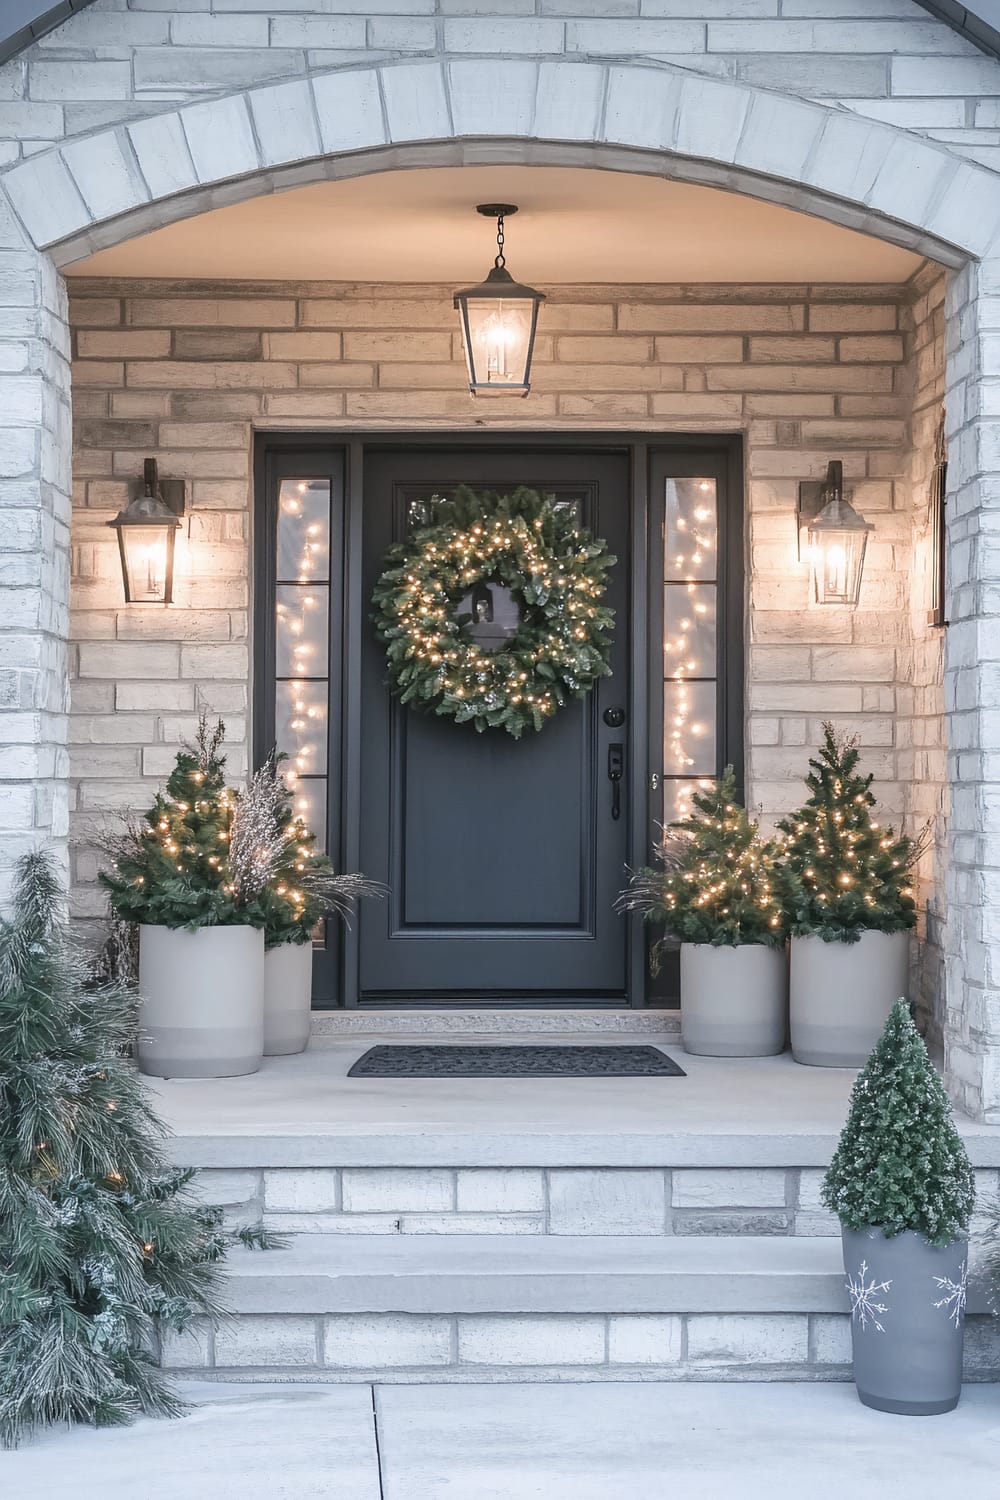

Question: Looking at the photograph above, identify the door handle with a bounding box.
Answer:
[608,742,624,821]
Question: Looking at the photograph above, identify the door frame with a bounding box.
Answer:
[253,431,745,1008]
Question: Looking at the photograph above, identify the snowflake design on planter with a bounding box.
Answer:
[932,1261,968,1330]
[846,1260,892,1333]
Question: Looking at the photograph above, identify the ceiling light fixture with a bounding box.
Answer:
[453,203,545,398]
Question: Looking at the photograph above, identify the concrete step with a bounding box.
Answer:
[224,1233,853,1316]
[310,1009,681,1036]
[163,1234,999,1384]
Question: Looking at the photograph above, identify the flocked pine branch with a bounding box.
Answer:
[227,755,289,903]
[0,850,284,1449]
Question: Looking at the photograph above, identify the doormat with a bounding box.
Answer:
[347,1044,686,1078]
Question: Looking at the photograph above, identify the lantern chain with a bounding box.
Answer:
[495,212,505,269]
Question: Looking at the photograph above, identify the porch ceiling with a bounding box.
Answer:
[66,165,923,286]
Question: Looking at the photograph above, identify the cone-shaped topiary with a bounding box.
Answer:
[777,722,920,943]
[0,850,276,1448]
[617,766,786,972]
[822,998,974,1248]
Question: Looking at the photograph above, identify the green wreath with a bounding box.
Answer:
[372,485,616,738]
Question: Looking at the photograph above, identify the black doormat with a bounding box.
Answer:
[347,1044,686,1078]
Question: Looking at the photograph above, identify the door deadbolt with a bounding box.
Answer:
[603,706,626,728]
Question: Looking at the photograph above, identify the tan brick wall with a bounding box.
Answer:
[68,277,927,926]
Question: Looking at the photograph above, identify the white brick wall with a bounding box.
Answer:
[901,262,949,1047]
[1,1,998,180]
[203,1164,863,1237]
[942,256,1000,1122]
[0,216,71,904]
[167,1308,1000,1378]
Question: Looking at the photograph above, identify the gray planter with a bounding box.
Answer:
[263,939,313,1057]
[680,943,787,1056]
[790,929,909,1067]
[137,924,264,1079]
[842,1226,967,1416]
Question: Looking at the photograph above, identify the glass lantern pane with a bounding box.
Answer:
[664,479,718,582]
[121,525,172,603]
[663,679,717,777]
[664,583,717,680]
[462,297,534,392]
[810,529,868,606]
[277,480,330,582]
[276,583,329,679]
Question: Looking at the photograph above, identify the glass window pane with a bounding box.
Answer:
[276,583,329,680]
[282,776,327,855]
[663,777,716,828]
[663,679,717,777]
[278,479,330,582]
[275,680,328,776]
[664,583,716,680]
[664,478,717,583]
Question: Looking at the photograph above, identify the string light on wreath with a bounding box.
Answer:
[372,485,616,739]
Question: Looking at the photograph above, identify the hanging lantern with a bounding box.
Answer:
[108,458,183,604]
[453,203,544,398]
[805,461,873,606]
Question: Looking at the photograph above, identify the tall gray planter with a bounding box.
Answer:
[137,924,264,1079]
[843,1227,967,1415]
[263,940,313,1057]
[680,943,787,1056]
[790,929,909,1067]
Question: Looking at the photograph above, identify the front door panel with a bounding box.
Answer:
[359,448,632,1001]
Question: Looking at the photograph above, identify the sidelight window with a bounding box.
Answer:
[662,478,720,825]
[273,478,331,851]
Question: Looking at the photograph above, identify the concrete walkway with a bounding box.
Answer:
[5,1381,1000,1499]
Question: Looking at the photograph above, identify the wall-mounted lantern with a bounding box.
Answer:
[453,203,545,398]
[798,460,873,606]
[108,458,184,604]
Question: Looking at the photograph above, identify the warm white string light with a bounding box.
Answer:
[664,480,718,823]
[276,482,332,835]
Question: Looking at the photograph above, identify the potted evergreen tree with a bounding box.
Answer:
[253,758,384,1056]
[823,1000,974,1415]
[618,768,787,1056]
[778,724,920,1067]
[0,851,277,1447]
[100,719,267,1079]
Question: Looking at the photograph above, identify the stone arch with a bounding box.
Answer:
[1,60,997,266]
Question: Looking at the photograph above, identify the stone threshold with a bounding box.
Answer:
[310,1009,681,1035]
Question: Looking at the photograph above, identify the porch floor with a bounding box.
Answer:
[148,1029,1000,1169]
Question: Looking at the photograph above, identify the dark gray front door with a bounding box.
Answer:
[358,447,632,1003]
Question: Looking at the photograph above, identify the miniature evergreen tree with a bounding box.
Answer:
[822,998,974,1247]
[0,851,272,1448]
[100,718,253,930]
[618,766,785,970]
[777,722,919,943]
